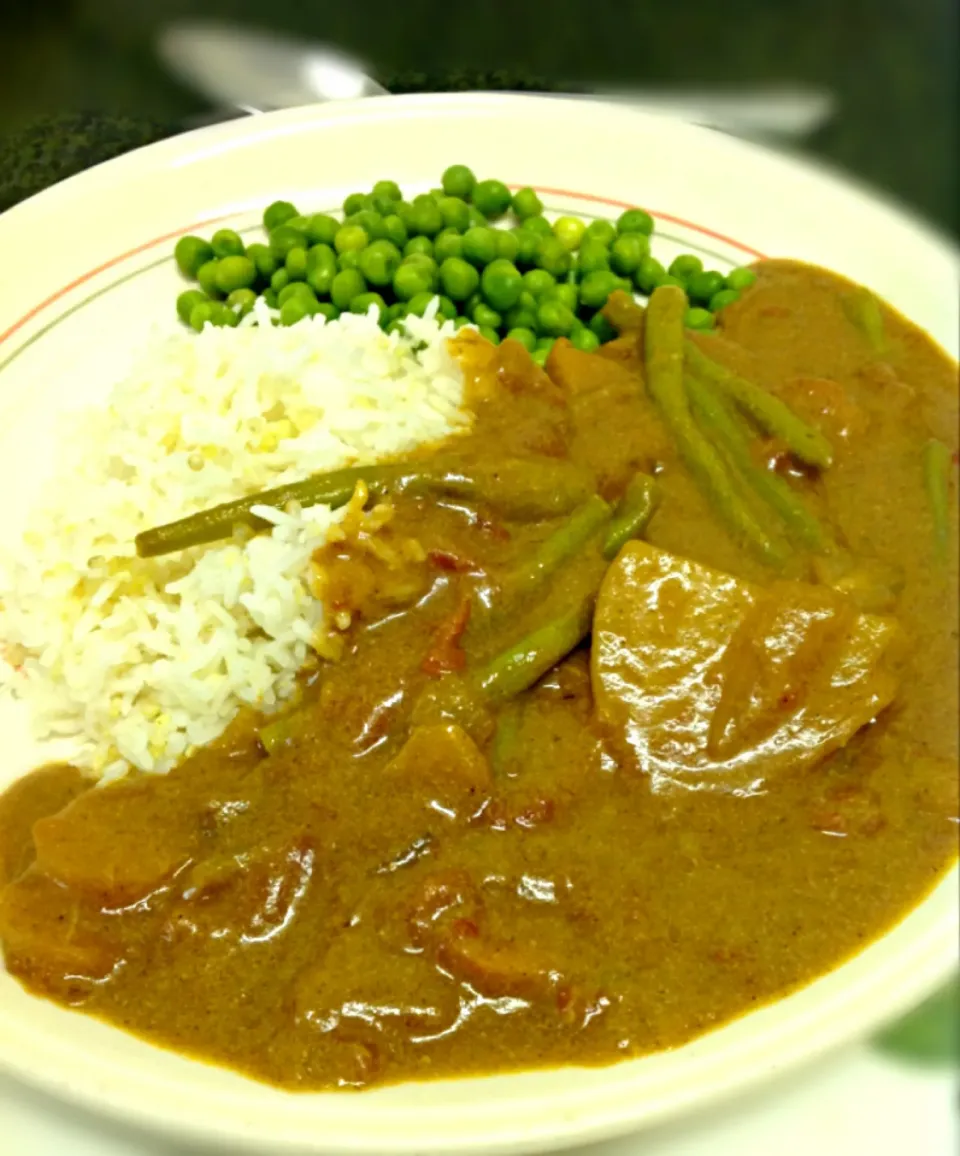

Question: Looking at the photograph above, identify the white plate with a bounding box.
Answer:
[0,92,957,1156]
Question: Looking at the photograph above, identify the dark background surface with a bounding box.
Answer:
[0,0,957,233]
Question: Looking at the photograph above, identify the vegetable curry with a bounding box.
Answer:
[1,261,957,1090]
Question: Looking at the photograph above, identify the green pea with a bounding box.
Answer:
[284,247,308,282]
[330,268,367,310]
[188,301,217,332]
[280,298,316,327]
[306,243,337,290]
[536,337,557,354]
[304,213,339,246]
[576,240,611,276]
[726,266,758,292]
[175,236,214,279]
[409,195,444,237]
[210,302,239,328]
[496,231,520,262]
[472,302,503,329]
[277,282,317,308]
[505,303,539,331]
[404,236,434,259]
[481,259,523,312]
[505,327,537,352]
[465,292,483,317]
[395,201,416,230]
[385,318,406,336]
[437,197,471,232]
[546,283,579,312]
[535,236,572,278]
[285,215,312,233]
[347,210,386,240]
[381,214,408,249]
[589,312,618,343]
[406,292,439,318]
[659,274,687,289]
[531,346,550,367]
[669,254,703,281]
[372,179,402,203]
[262,289,278,310]
[349,291,387,320]
[214,255,257,294]
[512,229,540,268]
[511,187,543,221]
[710,288,741,312]
[570,327,601,353]
[537,299,576,337]
[584,220,617,246]
[343,192,367,216]
[462,227,499,268]
[270,225,308,259]
[358,240,403,287]
[686,269,726,303]
[634,256,667,295]
[196,260,222,298]
[334,225,369,255]
[436,296,457,320]
[522,268,556,299]
[263,200,299,231]
[434,229,464,263]
[453,316,472,330]
[478,326,501,345]
[176,289,208,324]
[368,193,398,216]
[342,250,368,273]
[685,307,716,330]
[393,261,435,302]
[553,216,586,251]
[472,179,512,219]
[226,288,257,317]
[523,215,554,240]
[579,270,621,309]
[466,205,487,229]
[314,302,341,322]
[617,208,655,236]
[439,257,480,302]
[430,188,446,202]
[269,267,290,294]
[246,243,278,281]
[208,229,242,259]
[442,164,476,199]
[610,233,650,276]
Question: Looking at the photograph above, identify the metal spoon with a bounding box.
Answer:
[158,20,835,140]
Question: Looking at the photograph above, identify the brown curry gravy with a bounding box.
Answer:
[0,260,956,1089]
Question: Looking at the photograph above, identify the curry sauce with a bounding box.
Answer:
[0,261,956,1090]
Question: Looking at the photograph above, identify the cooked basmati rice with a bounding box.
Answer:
[0,303,472,781]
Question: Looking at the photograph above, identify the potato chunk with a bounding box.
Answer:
[592,542,900,794]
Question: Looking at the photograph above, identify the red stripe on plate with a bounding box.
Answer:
[0,213,235,349]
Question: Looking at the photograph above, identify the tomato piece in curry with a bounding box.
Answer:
[0,260,956,1091]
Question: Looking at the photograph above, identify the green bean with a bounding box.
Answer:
[686,374,825,552]
[489,700,524,775]
[841,286,886,355]
[258,711,307,755]
[645,287,787,566]
[474,596,595,705]
[683,339,834,470]
[923,438,952,562]
[603,474,659,559]
[136,459,597,557]
[504,496,611,602]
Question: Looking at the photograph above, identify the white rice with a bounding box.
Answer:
[0,302,472,781]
